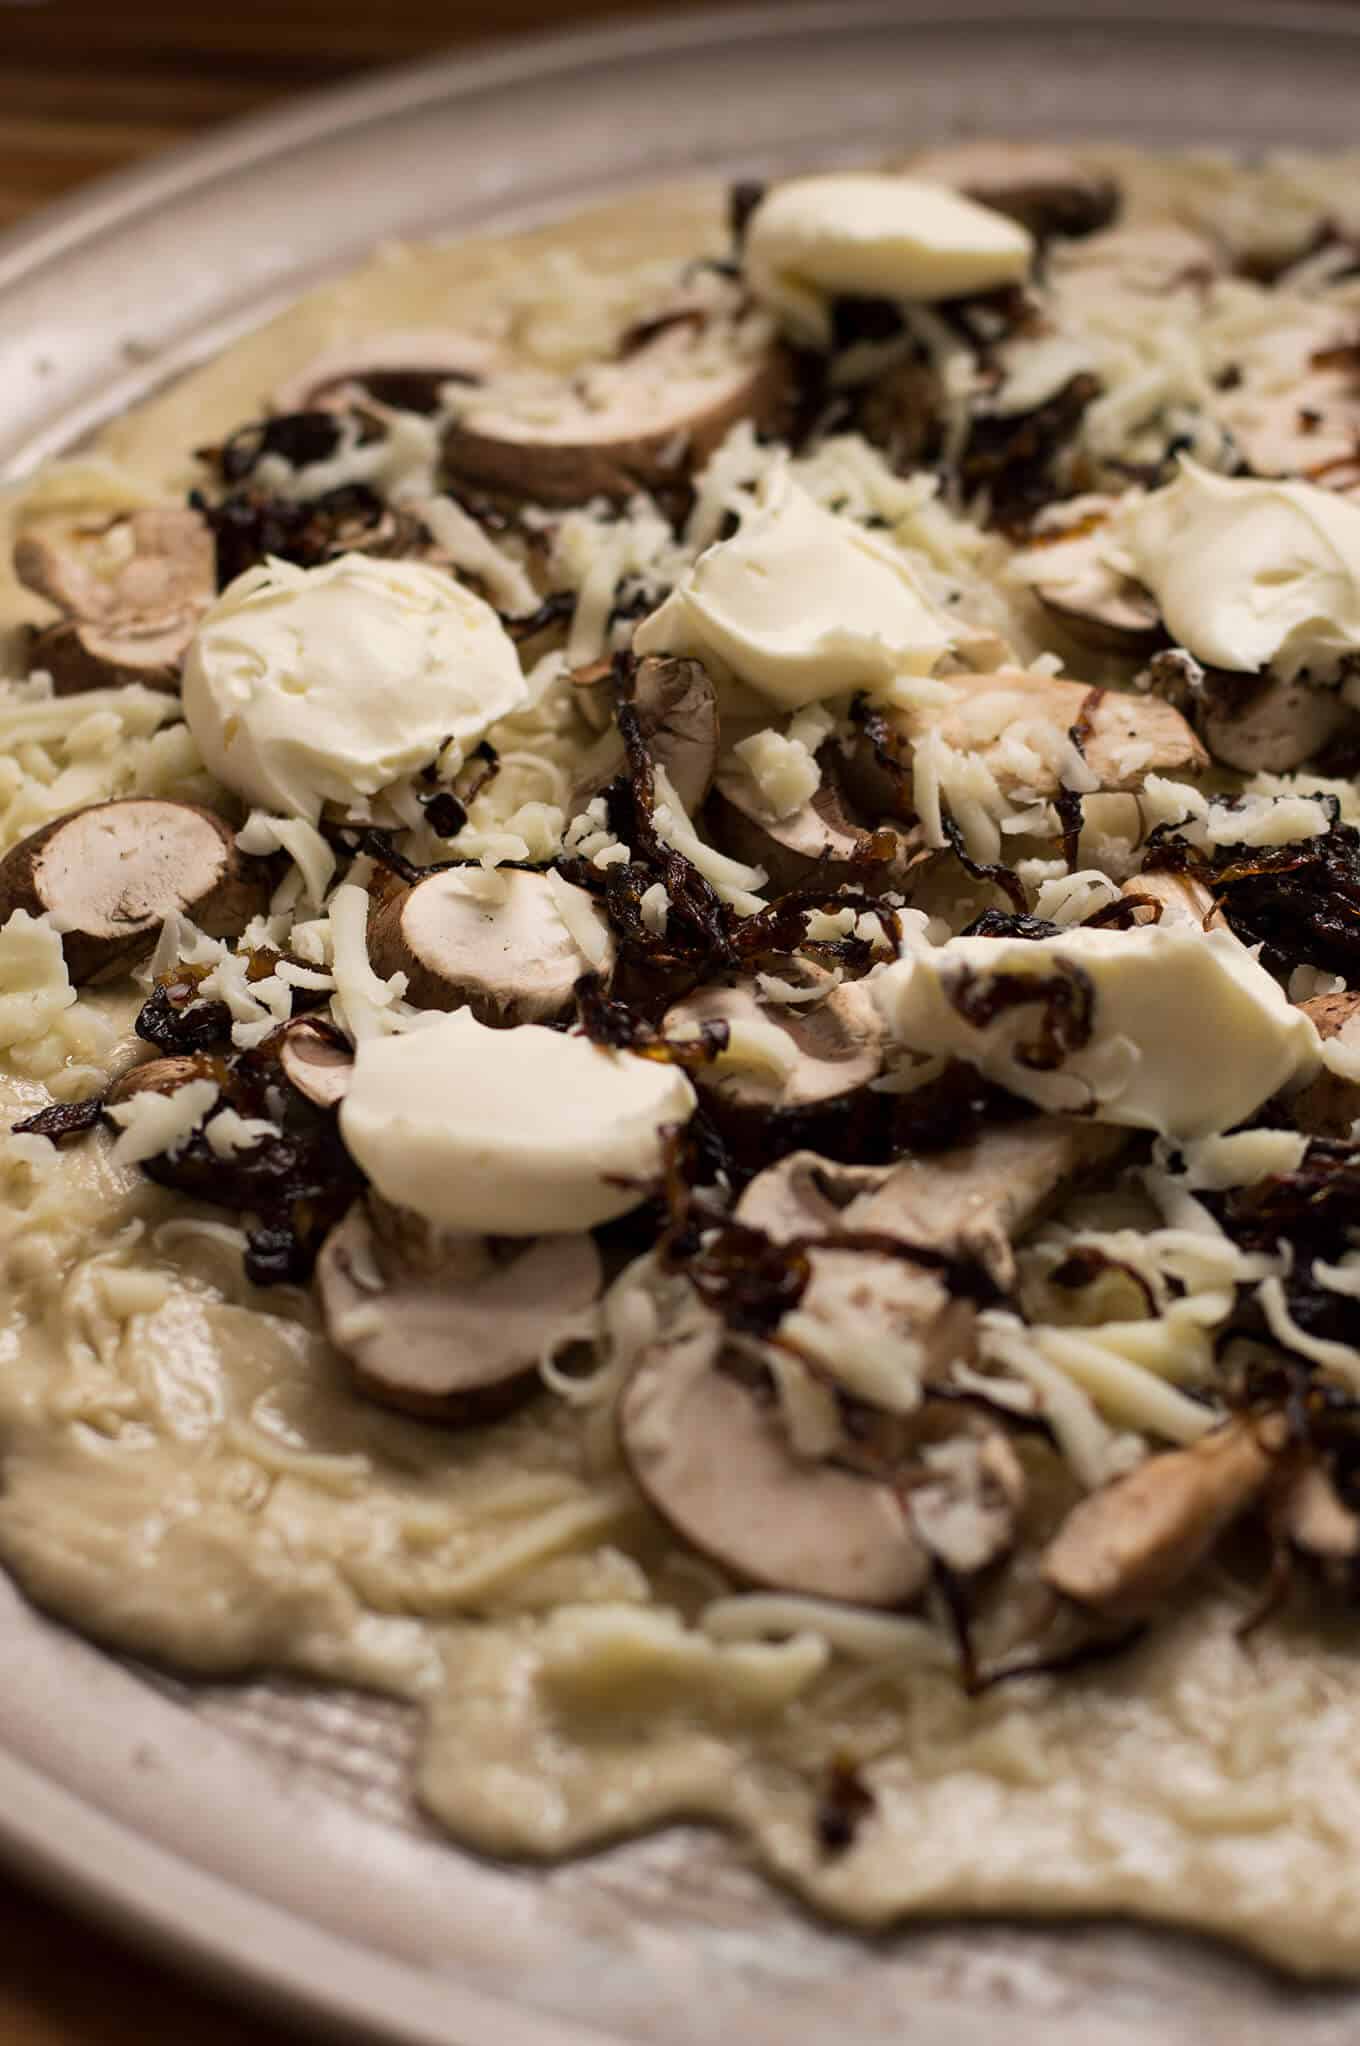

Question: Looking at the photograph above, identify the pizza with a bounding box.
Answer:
[5,141,1360,1973]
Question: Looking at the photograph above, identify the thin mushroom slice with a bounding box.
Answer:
[105,1052,218,1107]
[1273,1462,1360,1582]
[271,329,499,415]
[16,505,215,694]
[317,1198,601,1423]
[1121,871,1225,931]
[0,799,272,985]
[619,1312,928,1607]
[1015,496,1162,656]
[663,971,884,1130]
[569,655,720,817]
[442,318,793,507]
[907,141,1120,241]
[1194,668,1355,775]
[707,765,928,898]
[273,1016,354,1110]
[737,1117,1126,1294]
[1283,990,1360,1138]
[838,668,1206,826]
[367,866,614,1026]
[843,1117,1127,1293]
[1041,1414,1285,1621]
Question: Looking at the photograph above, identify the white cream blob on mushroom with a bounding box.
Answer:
[742,173,1034,348]
[181,554,528,822]
[339,1009,696,1236]
[873,924,1320,1142]
[1117,460,1360,684]
[633,469,954,710]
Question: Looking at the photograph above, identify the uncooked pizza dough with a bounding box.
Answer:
[3,149,1360,1976]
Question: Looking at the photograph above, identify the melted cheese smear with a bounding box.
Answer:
[744,173,1034,345]
[874,924,1320,1140]
[634,471,954,707]
[182,555,527,821]
[1121,460,1360,681]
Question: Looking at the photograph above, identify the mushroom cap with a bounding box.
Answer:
[736,1115,1126,1294]
[708,767,923,898]
[619,1311,928,1607]
[906,142,1120,241]
[14,505,214,626]
[840,667,1206,823]
[0,798,272,984]
[1016,497,1163,656]
[1121,870,1223,932]
[1195,668,1353,774]
[1041,1415,1281,1620]
[367,865,614,1026]
[271,329,499,415]
[28,615,193,696]
[631,654,720,815]
[663,971,883,1116]
[317,1198,601,1422]
[1284,989,1360,1138]
[442,320,793,507]
[273,1016,354,1110]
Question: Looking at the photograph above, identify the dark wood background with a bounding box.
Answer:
[0,0,1355,2037]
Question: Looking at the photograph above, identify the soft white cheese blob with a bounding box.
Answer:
[339,1009,696,1235]
[1120,460,1360,682]
[633,471,953,708]
[744,174,1034,347]
[873,924,1320,1141]
[182,555,527,822]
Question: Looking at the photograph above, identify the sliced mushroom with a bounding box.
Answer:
[908,142,1120,241]
[1194,668,1355,775]
[618,1309,928,1607]
[273,1016,354,1110]
[1273,1462,1360,1580]
[1216,326,1360,492]
[317,1198,601,1422]
[738,1117,1126,1294]
[367,865,613,1026]
[443,320,793,507]
[707,766,928,897]
[1283,990,1360,1137]
[0,799,273,984]
[779,1244,979,1412]
[16,505,215,695]
[1017,496,1162,656]
[1121,871,1225,931]
[104,1052,218,1107]
[842,1117,1127,1293]
[569,654,720,817]
[271,330,499,416]
[1041,1414,1284,1620]
[662,971,884,1146]
[632,654,721,814]
[838,668,1206,826]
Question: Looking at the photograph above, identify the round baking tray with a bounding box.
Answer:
[4,6,1360,2042]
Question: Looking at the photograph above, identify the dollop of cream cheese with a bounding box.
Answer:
[634,471,953,709]
[744,173,1034,347]
[339,1010,696,1235]
[182,555,528,822]
[874,924,1319,1140]
[1119,460,1360,682]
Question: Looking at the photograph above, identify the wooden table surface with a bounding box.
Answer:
[0,0,1356,2039]
[0,5,726,2038]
